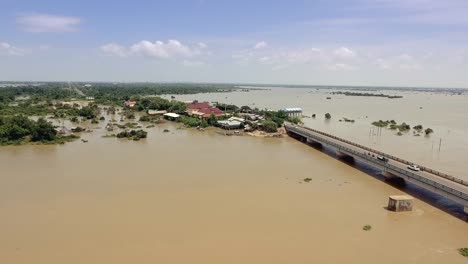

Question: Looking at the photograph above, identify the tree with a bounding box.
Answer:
[425,128,434,135]
[207,114,218,126]
[31,118,57,142]
[262,120,278,133]
[325,113,331,119]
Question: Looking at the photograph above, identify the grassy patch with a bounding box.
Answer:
[458,248,468,257]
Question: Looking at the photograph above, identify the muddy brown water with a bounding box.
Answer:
[164,87,468,180]
[1,120,467,263]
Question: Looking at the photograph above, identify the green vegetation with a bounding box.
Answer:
[458,248,468,257]
[362,225,372,231]
[341,117,355,123]
[287,117,302,124]
[215,103,239,112]
[262,120,278,133]
[332,91,403,99]
[303,178,312,183]
[139,115,151,122]
[135,97,186,113]
[325,113,331,119]
[79,104,99,119]
[180,116,200,127]
[371,119,435,136]
[116,129,148,141]
[425,128,434,135]
[0,115,78,145]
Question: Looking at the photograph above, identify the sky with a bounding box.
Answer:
[1,0,468,87]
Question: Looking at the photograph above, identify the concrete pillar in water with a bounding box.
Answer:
[464,207,468,214]
[383,171,397,180]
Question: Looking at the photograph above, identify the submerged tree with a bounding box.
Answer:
[425,128,434,135]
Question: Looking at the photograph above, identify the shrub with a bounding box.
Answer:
[458,248,468,257]
[139,115,151,122]
[425,128,434,135]
[325,113,331,119]
[362,225,372,231]
[262,120,278,133]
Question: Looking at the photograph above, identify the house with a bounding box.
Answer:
[124,100,137,108]
[186,101,224,118]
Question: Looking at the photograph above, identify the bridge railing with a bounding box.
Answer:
[286,124,468,188]
[288,125,468,202]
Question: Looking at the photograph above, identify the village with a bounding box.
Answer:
[51,96,304,142]
[121,99,303,137]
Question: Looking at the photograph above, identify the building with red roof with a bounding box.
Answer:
[124,100,137,108]
[186,101,224,118]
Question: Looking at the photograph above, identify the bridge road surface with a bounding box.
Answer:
[285,123,468,214]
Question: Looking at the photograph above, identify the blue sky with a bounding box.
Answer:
[1,0,468,87]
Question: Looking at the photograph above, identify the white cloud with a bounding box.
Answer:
[254,41,268,49]
[0,42,25,56]
[131,40,196,58]
[373,54,422,71]
[100,40,207,59]
[327,63,356,71]
[197,42,208,49]
[333,47,356,58]
[17,13,81,33]
[100,43,128,57]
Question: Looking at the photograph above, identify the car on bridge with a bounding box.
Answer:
[408,164,421,171]
[377,155,388,162]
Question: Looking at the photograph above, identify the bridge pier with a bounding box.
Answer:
[383,171,398,180]
[337,150,354,162]
[465,207,468,214]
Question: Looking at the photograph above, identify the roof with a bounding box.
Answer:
[197,107,224,115]
[148,110,167,115]
[218,120,242,126]
[187,102,211,110]
[228,116,245,122]
[282,107,303,112]
[164,113,180,118]
[389,195,414,201]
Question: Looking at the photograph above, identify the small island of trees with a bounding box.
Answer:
[372,119,434,136]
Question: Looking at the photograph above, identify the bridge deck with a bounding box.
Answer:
[285,124,468,207]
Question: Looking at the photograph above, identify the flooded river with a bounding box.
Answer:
[164,87,468,180]
[1,88,468,263]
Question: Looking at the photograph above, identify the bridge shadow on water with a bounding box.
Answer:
[303,139,468,222]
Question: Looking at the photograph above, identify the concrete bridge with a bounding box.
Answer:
[284,123,468,214]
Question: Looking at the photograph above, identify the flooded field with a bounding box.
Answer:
[1,118,467,263]
[163,87,468,180]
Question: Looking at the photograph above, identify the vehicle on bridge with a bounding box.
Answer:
[377,155,388,162]
[407,164,421,171]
